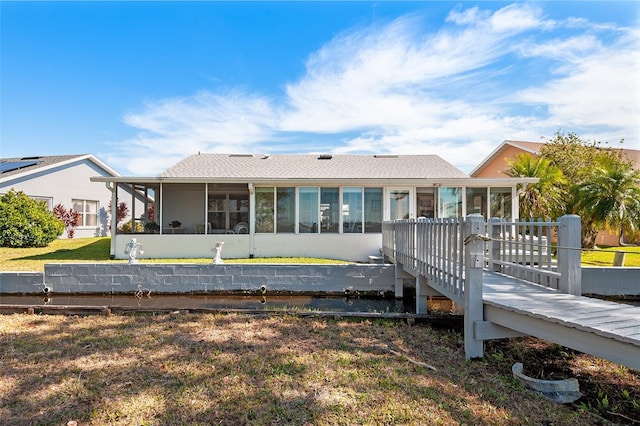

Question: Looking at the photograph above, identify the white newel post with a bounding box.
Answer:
[464,214,485,359]
[557,214,581,295]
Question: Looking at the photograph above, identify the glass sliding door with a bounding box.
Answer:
[364,187,382,232]
[439,187,462,218]
[490,187,512,220]
[342,187,363,233]
[276,187,295,233]
[298,187,319,233]
[466,187,488,218]
[255,187,274,233]
[320,188,339,233]
[389,189,410,220]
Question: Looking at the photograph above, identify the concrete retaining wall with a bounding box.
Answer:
[40,263,395,295]
[3,265,637,298]
[0,272,45,294]
[582,267,640,297]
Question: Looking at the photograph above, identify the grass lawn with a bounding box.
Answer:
[2,312,638,425]
[2,237,639,272]
[581,245,640,267]
[0,237,348,272]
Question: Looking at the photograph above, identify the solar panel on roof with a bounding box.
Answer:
[0,160,40,173]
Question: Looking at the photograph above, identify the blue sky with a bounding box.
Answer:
[2,1,639,176]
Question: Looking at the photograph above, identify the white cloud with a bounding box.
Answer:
[517,28,640,142]
[111,3,640,175]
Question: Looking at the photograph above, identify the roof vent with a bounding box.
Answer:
[373,155,398,158]
[20,156,42,160]
[318,154,333,160]
[229,154,254,158]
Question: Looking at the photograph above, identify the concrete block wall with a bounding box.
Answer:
[582,267,640,297]
[42,263,395,295]
[0,272,45,294]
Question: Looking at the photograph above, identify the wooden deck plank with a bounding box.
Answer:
[547,307,640,324]
[481,270,640,348]
[576,311,640,326]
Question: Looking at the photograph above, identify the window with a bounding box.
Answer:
[255,187,274,233]
[389,190,410,220]
[364,188,382,232]
[207,185,250,233]
[439,187,462,218]
[299,187,318,233]
[30,196,53,210]
[320,188,339,233]
[342,187,362,233]
[276,187,295,233]
[466,187,488,217]
[417,188,435,219]
[490,187,512,220]
[72,199,98,227]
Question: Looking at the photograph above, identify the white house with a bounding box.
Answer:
[0,154,145,239]
[92,153,536,262]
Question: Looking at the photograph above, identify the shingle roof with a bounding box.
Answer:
[504,140,545,153]
[0,155,87,177]
[0,154,120,181]
[159,153,469,180]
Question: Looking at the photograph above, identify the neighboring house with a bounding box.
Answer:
[0,154,145,239]
[92,153,536,261]
[471,140,640,177]
[471,140,640,245]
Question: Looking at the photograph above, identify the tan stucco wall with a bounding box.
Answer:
[474,145,539,178]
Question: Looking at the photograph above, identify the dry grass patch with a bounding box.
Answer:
[0,313,623,425]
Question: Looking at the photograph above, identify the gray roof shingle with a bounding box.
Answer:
[159,153,469,180]
[0,154,87,178]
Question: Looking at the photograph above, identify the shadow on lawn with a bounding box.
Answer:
[15,239,111,262]
[0,313,604,425]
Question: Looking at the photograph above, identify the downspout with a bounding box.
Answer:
[105,182,117,259]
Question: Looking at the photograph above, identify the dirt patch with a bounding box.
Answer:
[487,337,640,424]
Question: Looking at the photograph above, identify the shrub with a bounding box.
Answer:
[0,189,64,247]
[118,221,144,234]
[53,203,80,238]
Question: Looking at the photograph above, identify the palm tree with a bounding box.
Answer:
[505,153,566,220]
[575,163,640,246]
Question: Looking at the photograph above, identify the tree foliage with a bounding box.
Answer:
[575,163,640,245]
[505,153,566,220]
[53,203,81,239]
[536,132,638,247]
[0,189,64,247]
[107,199,129,225]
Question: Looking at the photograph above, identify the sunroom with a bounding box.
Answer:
[92,153,535,262]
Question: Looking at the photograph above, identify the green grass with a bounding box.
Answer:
[3,237,639,272]
[0,237,349,272]
[581,245,640,267]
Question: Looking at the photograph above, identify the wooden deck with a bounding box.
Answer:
[384,216,640,371]
[482,271,640,371]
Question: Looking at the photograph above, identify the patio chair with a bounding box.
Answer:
[233,222,249,234]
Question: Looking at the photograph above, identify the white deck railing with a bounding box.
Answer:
[488,218,559,289]
[382,215,582,297]
[382,214,589,360]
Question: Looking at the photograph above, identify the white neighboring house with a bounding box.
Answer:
[0,154,145,239]
[92,153,537,262]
